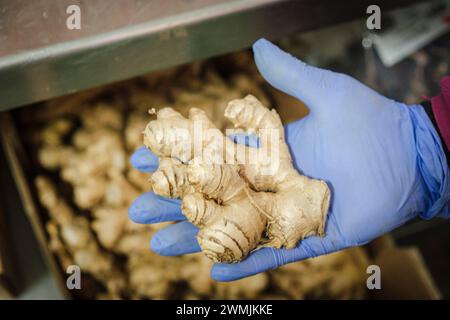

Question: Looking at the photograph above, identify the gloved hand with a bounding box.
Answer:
[129,39,449,281]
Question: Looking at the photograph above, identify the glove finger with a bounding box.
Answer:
[210,234,341,281]
[151,221,201,255]
[130,146,159,173]
[228,133,260,148]
[211,247,279,281]
[252,38,339,114]
[128,192,184,224]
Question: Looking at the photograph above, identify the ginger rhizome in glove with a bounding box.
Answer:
[143,95,330,263]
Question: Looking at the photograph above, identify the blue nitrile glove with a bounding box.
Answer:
[129,39,450,281]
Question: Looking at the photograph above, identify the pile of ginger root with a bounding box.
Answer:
[26,55,369,299]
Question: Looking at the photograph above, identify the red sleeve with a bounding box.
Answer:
[431,76,450,151]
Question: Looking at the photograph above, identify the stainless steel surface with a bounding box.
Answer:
[0,0,421,111]
[0,0,228,56]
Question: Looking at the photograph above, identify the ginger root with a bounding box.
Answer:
[143,95,330,263]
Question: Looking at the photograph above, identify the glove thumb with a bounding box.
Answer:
[252,38,340,115]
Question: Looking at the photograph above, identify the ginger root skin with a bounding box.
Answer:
[143,95,330,263]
